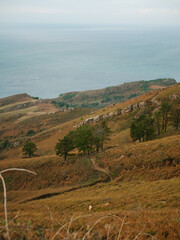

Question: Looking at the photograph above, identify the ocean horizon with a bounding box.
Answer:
[0,24,180,99]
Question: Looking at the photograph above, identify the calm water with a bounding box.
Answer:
[0,24,180,99]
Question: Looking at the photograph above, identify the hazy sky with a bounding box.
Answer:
[1,0,180,25]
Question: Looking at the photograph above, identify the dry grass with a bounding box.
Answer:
[0,168,36,240]
[0,106,39,118]
[0,182,180,239]
[0,86,180,239]
[156,83,180,101]
[0,100,37,111]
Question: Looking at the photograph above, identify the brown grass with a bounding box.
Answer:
[0,86,180,239]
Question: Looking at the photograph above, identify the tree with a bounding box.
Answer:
[130,116,145,142]
[93,121,111,152]
[160,102,171,132]
[55,131,74,161]
[154,111,161,135]
[74,124,94,155]
[22,141,37,157]
[143,115,155,141]
[130,115,155,142]
[170,99,180,130]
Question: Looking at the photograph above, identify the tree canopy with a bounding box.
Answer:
[55,121,111,160]
[22,141,37,158]
[55,131,74,161]
[130,115,155,142]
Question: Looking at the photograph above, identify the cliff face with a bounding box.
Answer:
[55,78,176,109]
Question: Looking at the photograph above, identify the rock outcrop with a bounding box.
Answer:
[80,99,156,125]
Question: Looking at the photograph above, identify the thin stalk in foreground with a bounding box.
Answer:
[0,168,36,240]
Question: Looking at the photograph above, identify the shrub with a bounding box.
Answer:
[31,96,39,100]
[26,129,35,136]
[62,93,76,100]
[52,100,70,109]
[0,139,11,152]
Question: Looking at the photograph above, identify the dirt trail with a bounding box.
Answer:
[21,159,112,203]
[151,91,161,106]
[90,158,112,181]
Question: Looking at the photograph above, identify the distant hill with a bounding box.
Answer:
[55,78,176,108]
[0,93,32,107]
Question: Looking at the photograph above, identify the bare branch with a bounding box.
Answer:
[82,215,116,240]
[0,168,36,175]
[0,168,36,240]
[0,173,10,240]
[117,215,127,240]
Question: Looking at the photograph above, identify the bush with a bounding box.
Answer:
[62,93,76,100]
[26,129,35,136]
[0,139,11,152]
[31,96,39,100]
[52,100,70,109]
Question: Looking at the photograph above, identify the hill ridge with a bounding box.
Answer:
[55,78,176,109]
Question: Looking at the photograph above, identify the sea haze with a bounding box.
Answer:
[0,24,180,99]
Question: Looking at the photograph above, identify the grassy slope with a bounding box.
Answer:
[56,78,176,108]
[0,84,180,239]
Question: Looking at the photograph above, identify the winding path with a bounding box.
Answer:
[90,158,112,181]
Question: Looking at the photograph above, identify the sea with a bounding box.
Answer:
[0,24,180,99]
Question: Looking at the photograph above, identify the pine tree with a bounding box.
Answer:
[160,102,171,132]
[154,111,161,135]
[170,99,180,130]
[130,115,155,142]
[93,121,111,152]
[73,125,94,155]
[55,131,74,161]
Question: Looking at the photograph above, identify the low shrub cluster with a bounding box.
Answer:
[0,139,11,152]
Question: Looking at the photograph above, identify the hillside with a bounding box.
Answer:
[55,78,176,109]
[0,83,180,239]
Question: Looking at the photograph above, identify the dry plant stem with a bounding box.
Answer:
[67,213,76,237]
[0,168,36,175]
[51,214,92,240]
[47,206,54,222]
[133,230,143,240]
[50,222,71,240]
[117,215,127,240]
[0,173,10,240]
[46,206,54,233]
[74,224,87,239]
[143,233,158,240]
[133,223,147,240]
[82,215,120,240]
[0,168,36,240]
[106,224,111,240]
[0,211,20,233]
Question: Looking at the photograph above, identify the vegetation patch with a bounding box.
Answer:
[62,93,77,100]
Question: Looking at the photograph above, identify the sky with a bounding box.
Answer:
[0,0,180,26]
